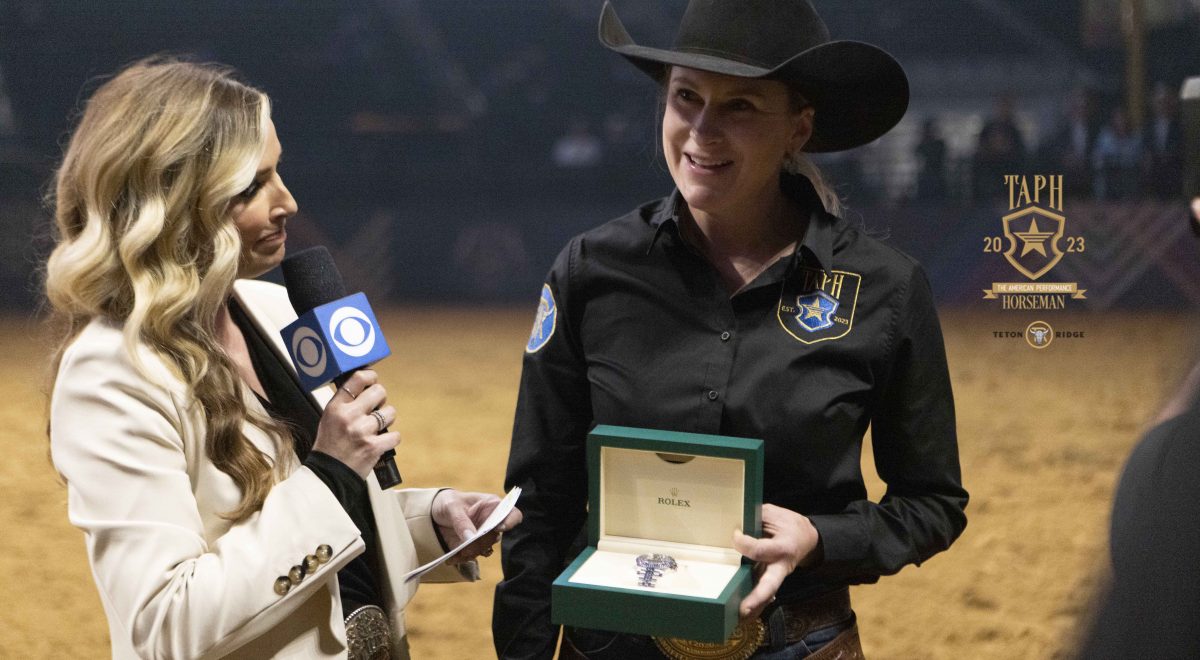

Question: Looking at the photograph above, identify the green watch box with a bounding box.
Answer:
[550,425,765,643]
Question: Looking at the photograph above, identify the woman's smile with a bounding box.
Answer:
[684,152,734,173]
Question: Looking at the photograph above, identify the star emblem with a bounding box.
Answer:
[800,298,826,320]
[1013,218,1055,257]
[793,291,838,332]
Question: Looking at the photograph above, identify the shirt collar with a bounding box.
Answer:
[645,191,685,255]
[645,172,836,273]
[772,172,832,275]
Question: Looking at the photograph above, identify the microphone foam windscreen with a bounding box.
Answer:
[281,246,348,315]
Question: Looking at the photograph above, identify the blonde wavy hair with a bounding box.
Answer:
[45,57,289,522]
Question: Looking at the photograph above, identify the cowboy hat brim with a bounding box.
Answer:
[599,1,909,153]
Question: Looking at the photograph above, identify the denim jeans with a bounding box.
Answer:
[751,617,850,659]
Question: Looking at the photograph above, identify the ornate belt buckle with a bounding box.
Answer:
[344,604,391,660]
[653,618,766,660]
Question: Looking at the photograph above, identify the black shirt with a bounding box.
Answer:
[493,174,968,659]
[228,298,383,618]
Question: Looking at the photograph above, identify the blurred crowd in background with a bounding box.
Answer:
[917,83,1184,203]
[1,0,1198,307]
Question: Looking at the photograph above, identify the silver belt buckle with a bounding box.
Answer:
[345,605,391,660]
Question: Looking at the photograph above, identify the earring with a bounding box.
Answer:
[782,150,804,175]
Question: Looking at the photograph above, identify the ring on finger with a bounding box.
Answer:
[340,386,357,399]
[370,409,387,434]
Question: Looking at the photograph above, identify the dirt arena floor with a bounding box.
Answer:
[2,307,1195,659]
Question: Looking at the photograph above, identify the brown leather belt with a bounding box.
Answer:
[803,623,864,660]
[766,587,854,646]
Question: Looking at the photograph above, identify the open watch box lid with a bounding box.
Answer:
[588,425,763,546]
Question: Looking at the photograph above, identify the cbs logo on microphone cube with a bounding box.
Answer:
[282,292,392,391]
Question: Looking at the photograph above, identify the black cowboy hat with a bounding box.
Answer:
[599,0,909,153]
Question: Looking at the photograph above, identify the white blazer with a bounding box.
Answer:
[50,279,468,659]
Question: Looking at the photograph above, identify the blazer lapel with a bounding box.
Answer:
[232,279,335,409]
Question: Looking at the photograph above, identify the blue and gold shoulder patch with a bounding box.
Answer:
[526,284,558,353]
[778,268,862,344]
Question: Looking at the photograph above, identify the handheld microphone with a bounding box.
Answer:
[280,246,402,488]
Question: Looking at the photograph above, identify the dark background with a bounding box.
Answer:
[2,0,1198,310]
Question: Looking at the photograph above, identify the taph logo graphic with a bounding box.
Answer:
[778,268,861,344]
[291,327,327,378]
[1001,207,1066,281]
[982,174,1088,309]
[328,306,376,357]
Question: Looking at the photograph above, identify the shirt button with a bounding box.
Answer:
[304,554,321,573]
[707,390,719,401]
[316,544,333,563]
[720,331,731,342]
[274,576,292,596]
[288,565,304,585]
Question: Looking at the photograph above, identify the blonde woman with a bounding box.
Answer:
[45,57,519,660]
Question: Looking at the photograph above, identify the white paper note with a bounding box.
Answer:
[402,487,522,583]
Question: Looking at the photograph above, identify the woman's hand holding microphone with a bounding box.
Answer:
[311,369,398,479]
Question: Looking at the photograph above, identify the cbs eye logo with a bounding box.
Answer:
[291,327,328,377]
[328,306,376,357]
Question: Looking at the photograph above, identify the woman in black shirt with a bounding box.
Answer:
[494,2,967,659]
